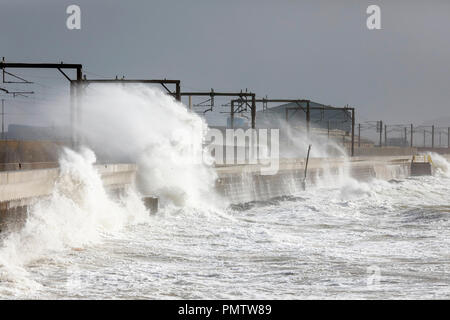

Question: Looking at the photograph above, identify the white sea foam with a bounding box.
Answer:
[78,85,224,211]
[0,147,149,290]
[428,152,450,177]
[0,85,224,290]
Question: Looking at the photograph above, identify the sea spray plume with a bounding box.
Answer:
[77,84,225,210]
[278,117,347,159]
[272,117,375,197]
[0,147,149,282]
[276,117,352,184]
[426,152,450,177]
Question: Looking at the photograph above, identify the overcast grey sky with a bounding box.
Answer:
[1,0,450,125]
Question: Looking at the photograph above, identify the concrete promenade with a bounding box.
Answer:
[0,163,136,210]
[1,151,449,210]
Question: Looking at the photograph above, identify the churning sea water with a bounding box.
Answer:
[0,159,449,299]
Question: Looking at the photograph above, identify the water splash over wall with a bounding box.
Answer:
[0,147,148,289]
[78,85,223,211]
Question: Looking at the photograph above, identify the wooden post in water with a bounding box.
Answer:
[302,144,312,191]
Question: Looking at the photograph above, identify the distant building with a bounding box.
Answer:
[6,124,70,142]
[226,115,249,129]
[387,137,409,147]
[358,136,376,148]
[255,101,352,133]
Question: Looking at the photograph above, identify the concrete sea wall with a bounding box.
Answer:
[215,156,412,204]
[0,163,136,211]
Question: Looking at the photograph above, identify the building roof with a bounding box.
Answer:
[255,101,352,131]
[256,100,330,114]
